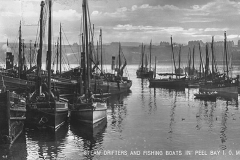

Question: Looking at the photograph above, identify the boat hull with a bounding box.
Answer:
[149,79,185,89]
[26,101,68,131]
[199,85,238,100]
[70,102,107,124]
[0,74,35,93]
[0,91,26,146]
[136,70,154,79]
[92,79,132,95]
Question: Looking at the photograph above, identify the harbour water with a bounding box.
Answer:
[1,64,240,160]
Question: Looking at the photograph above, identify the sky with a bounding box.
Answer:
[1,0,240,45]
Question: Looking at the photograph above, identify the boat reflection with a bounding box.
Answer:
[168,90,177,140]
[107,91,130,133]
[219,100,229,150]
[196,101,216,130]
[24,123,68,159]
[70,118,107,160]
[107,90,131,107]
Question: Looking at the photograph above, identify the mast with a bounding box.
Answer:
[83,0,90,90]
[199,43,204,78]
[224,31,228,77]
[60,23,62,74]
[36,1,44,95]
[118,42,121,71]
[192,45,195,75]
[56,38,59,73]
[188,48,191,76]
[18,21,22,78]
[141,43,144,71]
[170,36,177,78]
[22,39,25,72]
[211,36,214,78]
[30,40,32,68]
[97,41,99,64]
[47,0,52,94]
[100,28,103,72]
[205,44,209,80]
[178,46,181,78]
[150,40,152,71]
[154,56,157,79]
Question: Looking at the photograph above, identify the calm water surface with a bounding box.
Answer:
[1,64,240,160]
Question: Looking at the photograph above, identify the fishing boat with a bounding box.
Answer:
[70,0,107,125]
[26,0,68,131]
[149,36,185,89]
[92,42,132,95]
[185,45,201,88]
[199,32,239,99]
[0,90,26,146]
[0,25,35,94]
[136,41,154,78]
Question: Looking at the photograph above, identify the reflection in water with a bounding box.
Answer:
[168,91,177,140]
[25,123,68,159]
[107,92,130,133]
[70,119,107,160]
[196,101,216,131]
[2,65,240,159]
[219,101,228,150]
[140,79,158,114]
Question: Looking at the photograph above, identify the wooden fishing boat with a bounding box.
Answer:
[0,26,35,94]
[26,0,68,131]
[199,32,239,99]
[70,0,107,125]
[0,91,26,146]
[0,73,35,93]
[136,42,154,78]
[199,81,238,99]
[90,42,132,95]
[70,100,107,124]
[149,37,185,89]
[149,76,186,89]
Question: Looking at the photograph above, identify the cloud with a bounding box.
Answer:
[227,34,239,39]
[131,5,138,11]
[204,28,229,32]
[53,9,81,21]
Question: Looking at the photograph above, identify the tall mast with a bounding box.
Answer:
[150,40,152,70]
[199,43,204,78]
[154,56,157,79]
[22,39,25,72]
[205,44,209,79]
[170,36,177,78]
[192,45,195,74]
[18,21,22,78]
[83,0,90,90]
[60,23,62,74]
[141,43,144,71]
[56,38,59,73]
[47,0,52,94]
[211,36,214,77]
[178,45,181,78]
[36,1,44,95]
[188,48,191,76]
[100,28,103,72]
[118,42,121,70]
[30,40,32,68]
[97,41,99,64]
[224,31,228,77]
